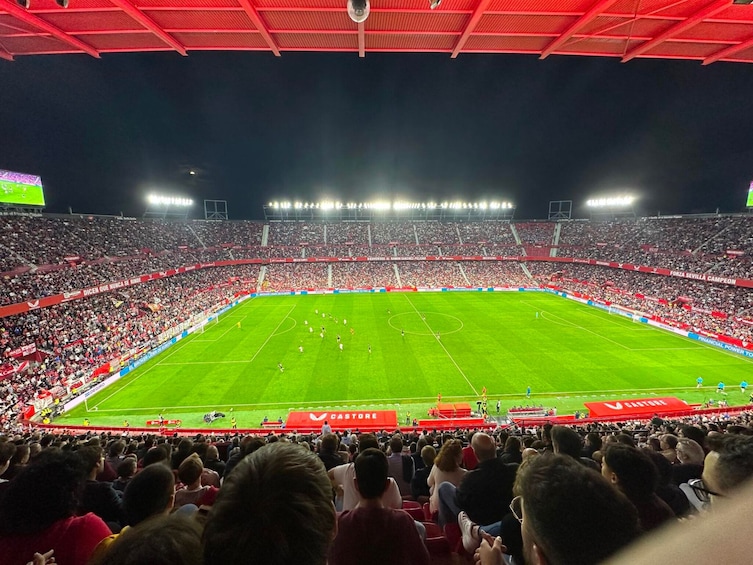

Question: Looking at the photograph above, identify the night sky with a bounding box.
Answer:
[2,51,753,220]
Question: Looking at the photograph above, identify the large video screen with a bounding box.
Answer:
[0,169,46,207]
[748,181,753,208]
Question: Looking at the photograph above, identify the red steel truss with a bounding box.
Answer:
[2,0,753,63]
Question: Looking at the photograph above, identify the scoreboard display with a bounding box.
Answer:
[0,169,46,207]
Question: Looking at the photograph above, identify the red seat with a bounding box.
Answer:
[403,500,425,521]
[422,502,437,522]
[422,521,451,555]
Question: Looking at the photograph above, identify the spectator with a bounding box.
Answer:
[329,448,430,565]
[602,444,675,531]
[386,434,414,497]
[428,438,466,520]
[474,454,641,565]
[0,449,112,565]
[203,442,336,565]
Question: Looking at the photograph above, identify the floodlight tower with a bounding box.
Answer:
[144,194,194,219]
[586,195,637,220]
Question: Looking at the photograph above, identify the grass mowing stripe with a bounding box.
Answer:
[403,294,478,396]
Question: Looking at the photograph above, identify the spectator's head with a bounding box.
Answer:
[203,442,336,565]
[109,440,126,458]
[77,445,105,478]
[503,436,521,455]
[90,515,202,565]
[124,463,176,526]
[678,425,706,449]
[143,445,170,467]
[389,435,404,455]
[116,457,137,481]
[514,454,641,565]
[585,432,602,451]
[320,433,339,454]
[602,444,659,502]
[178,453,203,487]
[0,449,87,535]
[420,445,436,467]
[434,439,463,472]
[550,426,583,459]
[660,434,678,451]
[357,433,379,452]
[354,448,389,499]
[675,438,705,466]
[471,432,497,462]
[702,434,753,498]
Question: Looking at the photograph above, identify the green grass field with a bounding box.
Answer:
[58,292,753,429]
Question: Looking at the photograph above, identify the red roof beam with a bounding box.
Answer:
[621,0,731,63]
[358,21,365,58]
[540,0,620,59]
[0,0,99,58]
[238,0,281,57]
[703,33,753,65]
[451,0,493,59]
[108,0,187,56]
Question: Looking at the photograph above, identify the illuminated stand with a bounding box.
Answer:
[204,199,229,220]
[586,195,636,220]
[263,200,516,221]
[143,194,193,219]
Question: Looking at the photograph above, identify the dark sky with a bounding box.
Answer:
[1,51,753,220]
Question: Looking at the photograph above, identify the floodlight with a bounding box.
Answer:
[17,0,30,8]
[347,0,370,23]
[56,0,69,7]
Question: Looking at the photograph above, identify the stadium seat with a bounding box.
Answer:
[422,521,451,556]
[402,500,424,521]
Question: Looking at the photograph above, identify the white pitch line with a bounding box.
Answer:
[90,336,194,410]
[246,304,297,365]
[404,295,478,396]
[539,310,633,350]
[82,385,719,413]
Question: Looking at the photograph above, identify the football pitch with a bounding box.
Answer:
[59,291,753,429]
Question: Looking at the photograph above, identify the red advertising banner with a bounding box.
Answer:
[8,343,36,359]
[285,410,398,431]
[584,397,690,418]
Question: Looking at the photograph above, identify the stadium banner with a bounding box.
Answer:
[8,343,36,358]
[285,410,398,431]
[63,373,121,412]
[691,334,753,358]
[585,397,690,418]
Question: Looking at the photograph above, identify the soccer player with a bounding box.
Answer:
[343,319,347,325]
[278,363,284,373]
[481,386,487,396]
[741,380,748,394]
[337,334,341,343]
[159,413,165,426]
[84,418,90,426]
[526,385,531,398]
[717,381,725,394]
[299,345,304,353]
[368,344,372,354]
[437,393,442,404]
[350,327,355,335]
[437,331,440,340]
[536,311,539,319]
[401,329,405,338]
[123,419,130,428]
[231,416,237,429]
[696,376,703,388]
[496,400,501,414]
[237,321,241,329]
[304,320,308,325]
[339,343,344,352]
[309,326,314,333]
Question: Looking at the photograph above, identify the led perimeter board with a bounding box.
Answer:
[0,169,46,207]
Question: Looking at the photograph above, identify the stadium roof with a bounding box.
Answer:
[2,0,753,64]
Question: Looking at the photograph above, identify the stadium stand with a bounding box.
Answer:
[1,213,752,435]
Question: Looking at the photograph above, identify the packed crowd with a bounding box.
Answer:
[3,215,752,304]
[1,411,752,564]
[0,265,260,430]
[528,263,753,341]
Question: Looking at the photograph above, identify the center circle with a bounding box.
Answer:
[387,312,464,336]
